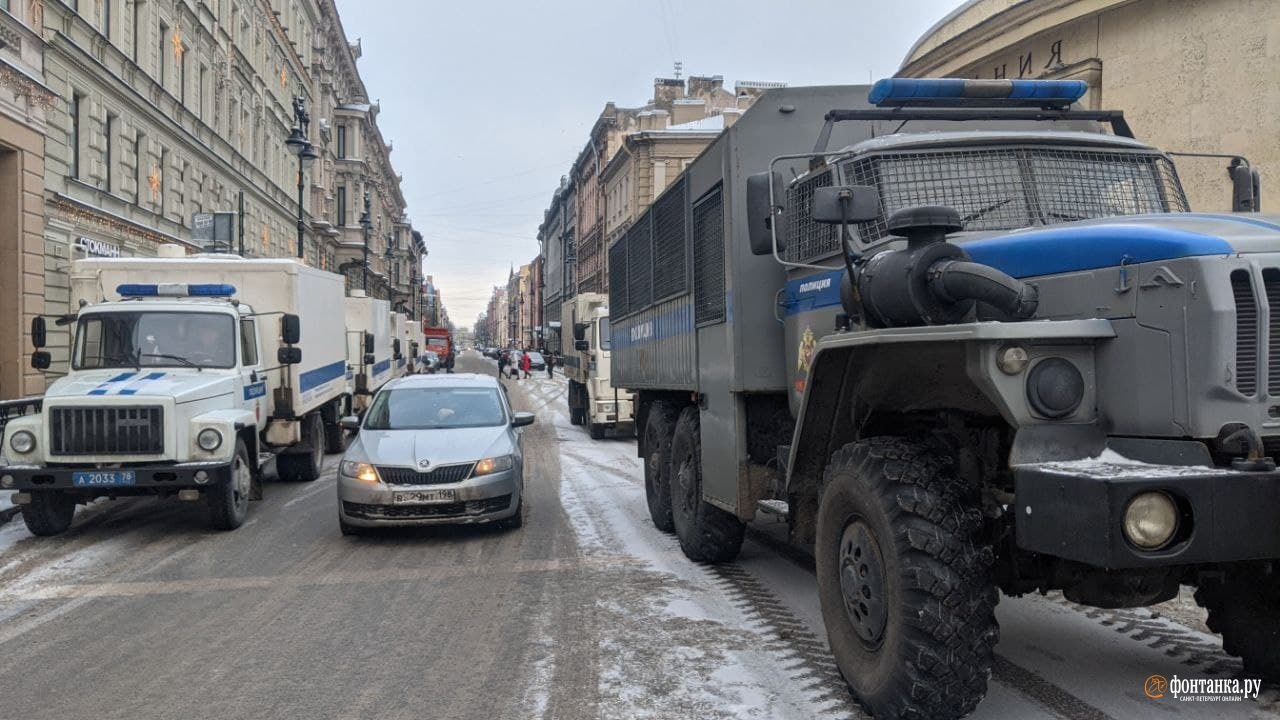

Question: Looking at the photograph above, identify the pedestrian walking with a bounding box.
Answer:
[520,349,532,379]
[546,352,555,379]
[497,351,508,379]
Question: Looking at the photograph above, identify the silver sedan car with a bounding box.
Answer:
[336,373,533,535]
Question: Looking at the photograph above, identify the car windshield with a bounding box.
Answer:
[364,387,507,429]
[74,311,236,370]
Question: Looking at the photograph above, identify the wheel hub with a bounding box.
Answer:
[233,457,251,508]
[839,519,888,647]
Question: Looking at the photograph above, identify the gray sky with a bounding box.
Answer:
[333,0,965,328]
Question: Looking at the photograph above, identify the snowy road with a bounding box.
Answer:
[0,350,1276,719]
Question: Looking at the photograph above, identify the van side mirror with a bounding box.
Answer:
[281,314,301,345]
[364,332,374,354]
[393,338,402,359]
[363,353,375,365]
[574,340,589,352]
[573,322,588,341]
[811,185,880,224]
[31,316,47,348]
[747,171,783,255]
[31,350,51,370]
[1230,160,1262,212]
[277,346,302,365]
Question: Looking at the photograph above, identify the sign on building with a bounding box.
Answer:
[192,212,237,252]
[77,237,122,258]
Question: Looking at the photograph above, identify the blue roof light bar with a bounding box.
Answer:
[117,283,236,297]
[869,78,1088,108]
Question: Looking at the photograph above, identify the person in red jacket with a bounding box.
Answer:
[520,349,532,379]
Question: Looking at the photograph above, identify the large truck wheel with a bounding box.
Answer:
[209,440,252,530]
[1195,569,1280,679]
[20,490,76,536]
[278,413,325,482]
[815,436,997,720]
[643,402,679,532]
[669,407,744,562]
[589,422,606,440]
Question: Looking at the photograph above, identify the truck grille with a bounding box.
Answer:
[1232,270,1259,396]
[377,463,475,485]
[49,406,164,455]
[1265,269,1280,397]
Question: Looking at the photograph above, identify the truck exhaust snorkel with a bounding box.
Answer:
[832,204,1039,328]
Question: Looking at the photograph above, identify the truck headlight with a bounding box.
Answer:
[1123,492,1179,550]
[197,428,223,452]
[1026,357,1084,419]
[9,431,35,454]
[473,455,513,476]
[598,402,617,413]
[340,461,380,484]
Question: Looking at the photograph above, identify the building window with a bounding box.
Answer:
[198,65,206,118]
[178,46,187,102]
[102,0,111,36]
[105,113,116,192]
[158,21,167,86]
[337,185,346,225]
[132,1,143,62]
[0,1,10,12]
[158,148,167,212]
[336,125,346,158]
[70,93,83,179]
[134,131,145,203]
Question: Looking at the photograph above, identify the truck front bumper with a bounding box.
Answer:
[1015,462,1280,569]
[0,461,233,494]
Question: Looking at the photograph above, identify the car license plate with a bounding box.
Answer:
[393,489,456,505]
[72,470,137,487]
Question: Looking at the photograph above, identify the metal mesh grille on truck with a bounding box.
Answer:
[50,406,164,455]
[652,177,688,302]
[1232,270,1259,396]
[693,184,726,325]
[627,214,654,311]
[608,236,628,317]
[785,146,1190,263]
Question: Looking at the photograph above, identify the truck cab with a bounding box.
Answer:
[563,293,634,439]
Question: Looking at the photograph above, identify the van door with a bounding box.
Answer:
[239,316,268,424]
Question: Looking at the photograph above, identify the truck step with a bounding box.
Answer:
[757,499,789,519]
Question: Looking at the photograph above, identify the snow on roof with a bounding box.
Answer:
[661,115,725,133]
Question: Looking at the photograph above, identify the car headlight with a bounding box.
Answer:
[340,460,380,484]
[9,430,35,454]
[598,402,617,413]
[197,428,223,452]
[473,455,513,476]
[1123,491,1179,550]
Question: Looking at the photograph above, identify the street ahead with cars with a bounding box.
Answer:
[0,350,1273,720]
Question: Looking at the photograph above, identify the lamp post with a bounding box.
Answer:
[409,262,418,320]
[359,191,371,292]
[284,96,318,260]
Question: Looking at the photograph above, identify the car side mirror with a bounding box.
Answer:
[363,353,375,365]
[512,411,535,427]
[31,316,47,348]
[811,185,880,224]
[281,314,302,345]
[746,171,783,255]
[574,340,589,352]
[393,338,402,359]
[278,346,302,365]
[31,350,51,370]
[364,332,374,354]
[340,415,361,431]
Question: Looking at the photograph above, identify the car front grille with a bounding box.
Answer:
[342,495,512,520]
[49,406,164,455]
[376,463,475,485]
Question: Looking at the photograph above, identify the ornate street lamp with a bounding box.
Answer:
[285,96,318,260]
[359,191,372,291]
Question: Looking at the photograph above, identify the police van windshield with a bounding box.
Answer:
[74,311,237,370]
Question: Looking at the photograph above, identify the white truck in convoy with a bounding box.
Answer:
[403,320,423,374]
[562,292,634,439]
[1,246,351,534]
[343,291,392,414]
